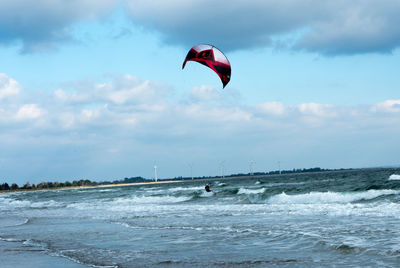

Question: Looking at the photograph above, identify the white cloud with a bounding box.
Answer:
[58,112,75,129]
[2,73,400,183]
[54,89,90,103]
[94,75,168,105]
[16,104,46,120]
[183,104,252,123]
[190,85,220,102]
[0,73,21,100]
[298,102,336,117]
[80,109,100,120]
[256,102,286,116]
[371,99,400,113]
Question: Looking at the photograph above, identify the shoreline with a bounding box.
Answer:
[1,167,399,195]
[0,180,183,194]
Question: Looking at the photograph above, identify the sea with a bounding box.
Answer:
[1,168,400,267]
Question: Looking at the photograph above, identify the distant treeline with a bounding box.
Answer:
[1,180,97,191]
[0,177,149,192]
[230,167,331,177]
[172,167,337,180]
[1,167,346,192]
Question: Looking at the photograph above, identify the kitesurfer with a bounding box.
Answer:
[205,184,211,192]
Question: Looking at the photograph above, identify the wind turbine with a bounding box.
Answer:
[250,160,255,176]
[278,161,281,175]
[154,164,158,182]
[188,163,194,180]
[219,161,225,178]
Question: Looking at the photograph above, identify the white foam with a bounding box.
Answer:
[200,191,214,197]
[168,186,204,192]
[267,189,400,204]
[0,197,62,210]
[0,197,30,209]
[389,174,400,180]
[67,195,191,212]
[98,189,116,192]
[114,195,191,204]
[238,187,266,195]
[30,200,62,208]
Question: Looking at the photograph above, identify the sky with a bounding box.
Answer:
[1,0,400,185]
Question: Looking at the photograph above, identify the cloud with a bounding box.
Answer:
[190,85,220,102]
[296,1,400,55]
[371,99,400,113]
[256,102,286,116]
[0,73,21,100]
[298,103,336,117]
[54,88,91,103]
[55,74,168,106]
[0,0,117,52]
[123,0,400,55]
[15,104,46,120]
[1,73,400,183]
[2,1,400,54]
[99,76,167,105]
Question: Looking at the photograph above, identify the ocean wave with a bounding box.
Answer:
[267,189,400,204]
[200,191,214,197]
[117,222,258,234]
[0,236,26,243]
[389,174,400,180]
[0,218,31,228]
[115,195,192,204]
[0,197,31,209]
[0,197,63,210]
[98,189,117,192]
[238,187,266,195]
[67,195,191,211]
[167,186,204,192]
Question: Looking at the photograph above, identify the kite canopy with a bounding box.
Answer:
[182,44,231,88]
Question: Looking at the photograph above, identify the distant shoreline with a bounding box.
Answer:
[1,167,399,195]
[0,180,182,194]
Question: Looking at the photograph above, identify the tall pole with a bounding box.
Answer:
[189,163,194,180]
[154,165,158,182]
[220,161,225,178]
[278,161,281,175]
[250,160,255,176]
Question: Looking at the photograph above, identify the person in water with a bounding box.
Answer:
[205,184,211,192]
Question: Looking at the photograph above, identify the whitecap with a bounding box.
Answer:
[389,174,400,180]
[168,186,204,192]
[200,191,214,197]
[238,187,266,195]
[66,195,191,211]
[267,189,400,204]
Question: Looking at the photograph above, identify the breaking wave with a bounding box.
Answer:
[389,174,400,180]
[167,186,204,192]
[267,189,400,204]
[238,187,266,195]
[0,197,63,210]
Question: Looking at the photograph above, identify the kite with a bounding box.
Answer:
[182,44,231,88]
